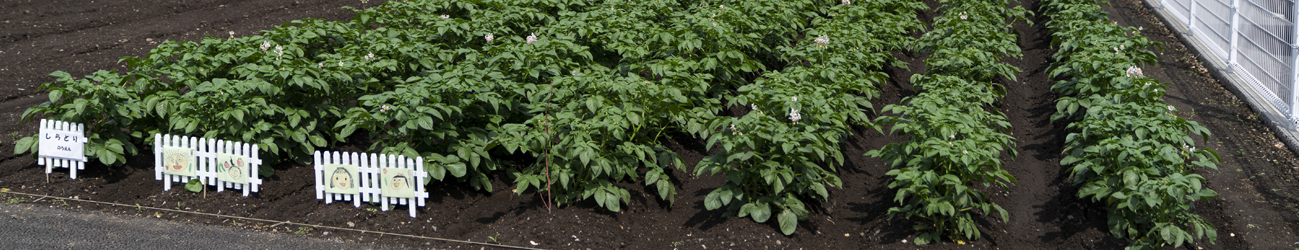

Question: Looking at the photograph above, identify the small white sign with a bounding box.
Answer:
[38,120,86,161]
[37,119,87,179]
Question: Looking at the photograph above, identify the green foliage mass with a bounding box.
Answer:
[695,0,927,235]
[1041,0,1219,249]
[15,0,921,235]
[865,0,1030,244]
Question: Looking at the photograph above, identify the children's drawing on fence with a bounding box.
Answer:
[323,164,359,195]
[313,151,427,217]
[381,168,415,198]
[216,153,249,184]
[155,134,262,195]
[162,147,195,177]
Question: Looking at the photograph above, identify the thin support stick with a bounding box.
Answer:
[542,80,555,213]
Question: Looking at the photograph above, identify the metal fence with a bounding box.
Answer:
[1152,0,1299,127]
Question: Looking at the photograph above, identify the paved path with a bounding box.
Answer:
[0,203,411,250]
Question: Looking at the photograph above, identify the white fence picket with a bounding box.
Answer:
[154,133,262,196]
[314,151,427,218]
[315,150,365,207]
[38,119,87,179]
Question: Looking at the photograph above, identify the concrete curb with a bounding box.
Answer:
[1140,0,1299,156]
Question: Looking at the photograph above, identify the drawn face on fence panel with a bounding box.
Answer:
[166,153,188,171]
[331,168,352,189]
[391,174,409,190]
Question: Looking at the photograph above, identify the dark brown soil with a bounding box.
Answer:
[0,0,1295,249]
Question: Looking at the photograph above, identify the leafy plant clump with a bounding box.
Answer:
[866,0,1031,244]
[695,0,926,235]
[13,0,923,235]
[1041,0,1219,249]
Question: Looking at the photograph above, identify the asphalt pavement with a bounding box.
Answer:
[0,203,414,250]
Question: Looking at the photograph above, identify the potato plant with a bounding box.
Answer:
[1042,0,1220,248]
[11,0,977,237]
[697,0,926,235]
[866,0,1030,244]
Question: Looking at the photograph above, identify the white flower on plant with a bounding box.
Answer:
[274,45,284,58]
[381,105,391,113]
[962,150,968,154]
[485,33,495,43]
[228,31,235,40]
[814,35,829,48]
[791,96,798,102]
[719,4,724,9]
[526,33,537,44]
[339,61,345,67]
[950,134,955,140]
[441,14,450,19]
[318,62,323,69]
[841,0,851,5]
[789,109,802,123]
[1126,66,1143,78]
[959,12,967,20]
[1120,45,1125,50]
[364,52,375,61]
[260,41,271,51]
[1168,105,1176,112]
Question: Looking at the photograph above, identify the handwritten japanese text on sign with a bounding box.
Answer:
[39,127,86,161]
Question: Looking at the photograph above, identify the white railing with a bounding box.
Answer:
[1150,0,1299,128]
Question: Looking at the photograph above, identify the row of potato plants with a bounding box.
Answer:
[1040,0,1220,249]
[866,0,1030,244]
[696,0,926,235]
[12,0,919,235]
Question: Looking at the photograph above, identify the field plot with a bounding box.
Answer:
[0,0,1296,249]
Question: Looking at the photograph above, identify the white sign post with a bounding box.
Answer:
[37,119,87,179]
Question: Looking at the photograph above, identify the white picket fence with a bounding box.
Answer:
[153,134,263,196]
[314,150,428,218]
[37,119,87,179]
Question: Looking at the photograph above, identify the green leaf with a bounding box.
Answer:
[417,115,434,130]
[657,180,673,201]
[429,163,446,181]
[49,90,62,103]
[605,189,621,212]
[777,210,797,235]
[184,179,203,193]
[704,191,722,210]
[752,202,771,223]
[14,136,35,155]
[448,162,467,178]
[309,135,327,147]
